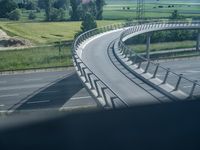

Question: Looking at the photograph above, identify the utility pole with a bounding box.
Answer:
[136,0,145,21]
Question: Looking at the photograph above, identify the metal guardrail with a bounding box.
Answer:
[118,20,200,99]
[72,23,130,109]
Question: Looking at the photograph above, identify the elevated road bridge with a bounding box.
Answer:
[73,20,200,109]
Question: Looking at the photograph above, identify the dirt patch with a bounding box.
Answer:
[0,29,32,49]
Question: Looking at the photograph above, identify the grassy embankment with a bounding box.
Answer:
[0,20,121,71]
[0,0,199,71]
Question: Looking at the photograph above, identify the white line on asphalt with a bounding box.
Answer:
[0,94,19,98]
[0,81,7,84]
[183,85,192,88]
[157,74,164,77]
[24,78,43,82]
[70,96,91,100]
[185,70,200,73]
[27,100,50,104]
[40,91,59,94]
[0,83,47,91]
[0,104,5,107]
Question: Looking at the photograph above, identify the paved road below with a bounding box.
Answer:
[149,58,200,95]
[0,68,96,113]
[158,58,200,81]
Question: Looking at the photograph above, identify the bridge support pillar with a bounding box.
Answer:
[196,29,200,51]
[146,32,152,60]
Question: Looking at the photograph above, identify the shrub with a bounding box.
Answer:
[8,9,21,20]
[0,0,18,18]
[29,11,36,20]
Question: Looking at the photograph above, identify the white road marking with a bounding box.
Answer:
[24,78,43,82]
[27,100,50,104]
[40,91,58,94]
[183,85,192,88]
[185,70,200,73]
[0,81,7,84]
[70,96,91,100]
[157,74,164,77]
[0,83,47,91]
[0,104,5,107]
[0,94,19,98]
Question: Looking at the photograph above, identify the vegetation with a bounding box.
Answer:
[128,41,196,53]
[0,0,199,71]
[0,20,121,45]
[126,30,197,45]
[0,45,72,71]
[8,9,21,20]
[81,13,97,32]
[95,0,105,20]
[0,0,18,18]
[28,11,37,20]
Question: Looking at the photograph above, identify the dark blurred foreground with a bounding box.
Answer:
[1,99,200,150]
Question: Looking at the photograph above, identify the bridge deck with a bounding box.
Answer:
[81,30,171,106]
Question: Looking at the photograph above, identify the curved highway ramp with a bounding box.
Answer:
[73,21,200,109]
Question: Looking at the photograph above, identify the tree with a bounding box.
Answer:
[54,0,69,10]
[25,0,36,10]
[170,10,182,20]
[49,8,66,21]
[38,0,46,9]
[28,11,36,20]
[8,9,21,20]
[0,0,18,18]
[77,1,96,20]
[44,0,53,21]
[69,0,80,21]
[95,0,105,20]
[81,13,97,32]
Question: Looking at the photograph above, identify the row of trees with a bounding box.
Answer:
[125,29,197,45]
[70,0,105,21]
[0,0,105,22]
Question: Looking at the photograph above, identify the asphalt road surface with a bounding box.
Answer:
[148,58,200,96]
[0,68,96,113]
[81,30,172,106]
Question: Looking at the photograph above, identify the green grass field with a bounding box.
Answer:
[128,41,196,53]
[103,2,200,20]
[0,0,199,71]
[0,20,122,45]
[0,45,72,71]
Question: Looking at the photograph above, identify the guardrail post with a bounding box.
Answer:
[144,61,150,73]
[196,29,200,51]
[131,55,137,65]
[77,62,83,76]
[162,68,170,84]
[152,63,159,78]
[128,51,133,61]
[87,73,94,90]
[189,80,198,98]
[94,80,101,98]
[137,61,142,69]
[82,67,89,83]
[101,87,110,108]
[125,47,129,58]
[110,97,116,109]
[174,74,183,91]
